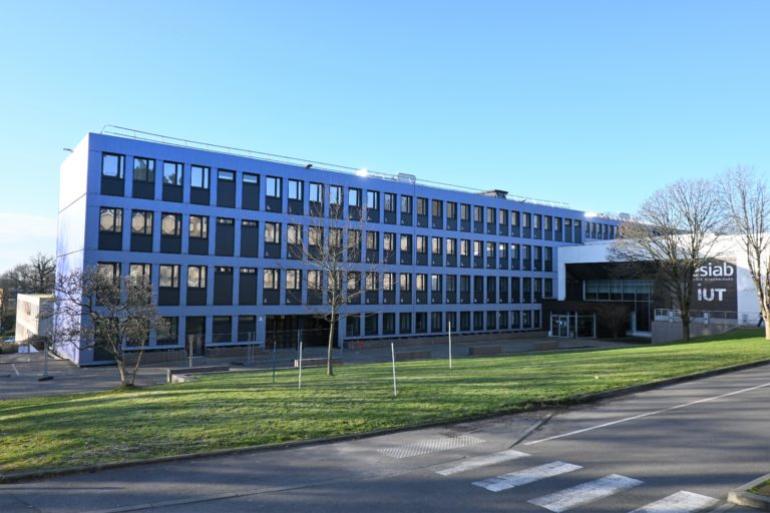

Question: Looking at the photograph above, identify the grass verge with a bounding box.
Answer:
[750,478,770,496]
[1,329,769,475]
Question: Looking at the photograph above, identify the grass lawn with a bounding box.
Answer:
[750,478,770,496]
[1,330,769,476]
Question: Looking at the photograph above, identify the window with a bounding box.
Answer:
[366,190,379,209]
[309,226,323,247]
[512,211,520,227]
[309,182,323,202]
[460,239,470,256]
[446,238,456,255]
[288,179,303,200]
[287,224,302,245]
[161,213,182,236]
[348,187,361,207]
[243,173,258,185]
[400,234,411,252]
[266,176,282,197]
[429,237,441,255]
[400,273,412,291]
[431,199,442,217]
[498,209,507,225]
[130,210,153,235]
[307,270,322,290]
[157,317,178,345]
[163,161,183,185]
[447,201,457,219]
[522,212,531,228]
[218,169,234,182]
[416,235,427,254]
[286,269,301,290]
[159,264,180,288]
[384,192,396,212]
[461,204,470,221]
[383,313,396,335]
[383,272,395,291]
[486,241,495,257]
[102,153,124,178]
[187,265,207,288]
[347,271,360,292]
[97,262,121,282]
[486,208,495,224]
[431,274,441,292]
[189,215,208,239]
[417,197,428,216]
[365,272,378,291]
[473,240,482,257]
[401,195,413,214]
[384,232,395,252]
[99,207,122,233]
[366,231,379,251]
[264,222,281,244]
[329,228,343,247]
[129,263,151,281]
[330,185,343,205]
[473,206,483,223]
[263,269,279,290]
[348,229,361,249]
[133,157,155,182]
[416,273,427,292]
[190,165,210,189]
[446,275,457,292]
[533,214,541,229]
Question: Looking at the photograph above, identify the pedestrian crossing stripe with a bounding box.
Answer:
[528,473,643,512]
[628,491,719,513]
[473,461,582,492]
[436,449,530,476]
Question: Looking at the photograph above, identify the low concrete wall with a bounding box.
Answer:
[651,321,736,344]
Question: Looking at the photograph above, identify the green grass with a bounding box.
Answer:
[1,330,769,476]
[750,478,770,496]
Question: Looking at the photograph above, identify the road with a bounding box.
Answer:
[2,364,768,513]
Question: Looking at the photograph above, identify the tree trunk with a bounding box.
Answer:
[764,310,770,340]
[116,357,128,386]
[326,318,335,377]
[681,315,691,342]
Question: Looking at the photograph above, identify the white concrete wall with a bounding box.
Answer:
[14,294,53,343]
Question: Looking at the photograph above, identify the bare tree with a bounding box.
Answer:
[286,201,389,376]
[23,253,56,293]
[610,179,724,341]
[53,266,167,386]
[721,166,770,339]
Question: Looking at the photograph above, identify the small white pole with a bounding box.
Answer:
[390,342,397,397]
[448,320,453,370]
[298,338,303,390]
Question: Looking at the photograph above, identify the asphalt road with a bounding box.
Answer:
[2,364,769,513]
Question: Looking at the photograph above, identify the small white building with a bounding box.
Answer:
[14,294,54,345]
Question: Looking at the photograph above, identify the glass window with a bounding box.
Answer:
[189,215,208,239]
[264,222,281,244]
[187,265,207,288]
[461,204,470,221]
[365,272,378,291]
[383,272,395,291]
[309,226,323,246]
[432,237,442,254]
[473,240,482,257]
[447,201,457,219]
[460,239,470,256]
[417,197,428,216]
[157,317,179,345]
[473,206,483,222]
[159,264,180,288]
[309,182,323,202]
[102,153,124,178]
[384,232,395,252]
[266,176,282,198]
[161,213,182,236]
[129,263,151,281]
[97,262,121,282]
[307,270,322,290]
[347,271,360,292]
[218,169,235,181]
[163,161,183,185]
[416,273,427,291]
[446,238,456,255]
[330,185,343,205]
[431,199,442,217]
[431,274,441,292]
[486,208,495,224]
[348,187,361,207]
[384,192,396,212]
[286,269,301,290]
[288,179,303,200]
[401,195,413,214]
[243,172,258,185]
[399,273,412,291]
[416,235,427,254]
[263,269,279,290]
[400,234,411,251]
[190,165,210,189]
[99,207,122,232]
[329,228,342,247]
[287,224,302,245]
[366,231,379,251]
[130,210,153,235]
[133,157,155,182]
[366,190,379,209]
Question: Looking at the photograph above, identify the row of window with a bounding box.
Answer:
[99,262,554,306]
[100,152,617,240]
[145,309,544,347]
[98,208,556,271]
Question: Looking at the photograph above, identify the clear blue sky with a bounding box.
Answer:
[1,1,769,272]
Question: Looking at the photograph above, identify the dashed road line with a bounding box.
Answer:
[528,473,643,512]
[628,491,720,513]
[436,449,530,476]
[473,461,582,493]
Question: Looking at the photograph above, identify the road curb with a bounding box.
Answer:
[2,357,769,484]
[728,473,770,511]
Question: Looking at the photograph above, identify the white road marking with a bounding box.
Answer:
[528,473,643,512]
[628,491,720,513]
[378,435,484,459]
[525,380,770,446]
[436,449,530,476]
[472,461,582,492]
[11,364,19,376]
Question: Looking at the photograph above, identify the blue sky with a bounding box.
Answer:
[1,1,769,272]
